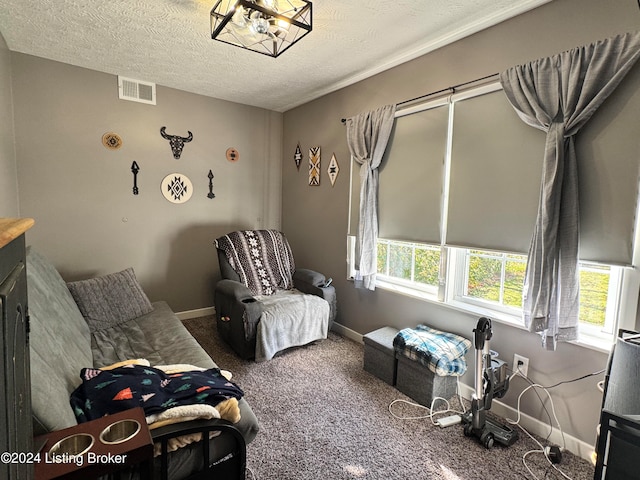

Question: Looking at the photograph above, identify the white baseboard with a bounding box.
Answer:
[332,321,364,343]
[176,306,216,320]
[456,382,595,462]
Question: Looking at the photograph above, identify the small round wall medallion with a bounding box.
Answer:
[161,173,193,204]
[226,148,239,162]
[102,132,123,150]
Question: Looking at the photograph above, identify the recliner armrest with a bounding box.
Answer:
[293,269,337,329]
[293,268,326,287]
[214,279,264,359]
[215,279,256,303]
[215,279,264,328]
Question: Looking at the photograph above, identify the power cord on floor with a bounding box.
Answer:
[247,465,257,480]
[508,366,574,480]
[388,377,466,425]
[388,366,598,479]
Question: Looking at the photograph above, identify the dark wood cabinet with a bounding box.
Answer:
[0,218,34,480]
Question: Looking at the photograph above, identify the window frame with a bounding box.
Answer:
[449,247,624,341]
[375,238,440,296]
[346,80,640,353]
[367,240,627,351]
[452,248,526,317]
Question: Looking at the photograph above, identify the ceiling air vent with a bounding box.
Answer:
[118,76,156,105]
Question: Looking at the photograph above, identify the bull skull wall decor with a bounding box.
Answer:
[160,127,193,159]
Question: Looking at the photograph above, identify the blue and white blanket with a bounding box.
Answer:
[393,325,472,377]
[70,364,244,423]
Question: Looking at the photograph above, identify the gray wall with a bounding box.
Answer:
[3,0,636,451]
[11,53,283,312]
[281,0,640,447]
[0,32,19,216]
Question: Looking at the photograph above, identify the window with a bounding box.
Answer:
[372,240,622,340]
[452,247,621,336]
[459,249,525,311]
[376,239,440,293]
[347,78,640,350]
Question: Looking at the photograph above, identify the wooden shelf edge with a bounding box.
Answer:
[0,218,35,249]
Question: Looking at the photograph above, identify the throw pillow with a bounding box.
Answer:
[67,268,154,333]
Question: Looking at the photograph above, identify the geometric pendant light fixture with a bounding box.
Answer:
[211,0,312,58]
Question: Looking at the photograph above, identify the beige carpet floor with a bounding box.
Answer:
[183,316,596,480]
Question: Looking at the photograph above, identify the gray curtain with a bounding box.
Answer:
[499,31,640,350]
[346,104,396,290]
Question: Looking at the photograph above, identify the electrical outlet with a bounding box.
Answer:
[513,354,529,377]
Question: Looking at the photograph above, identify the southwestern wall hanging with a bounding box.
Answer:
[328,154,339,187]
[309,146,320,186]
[160,127,193,159]
[161,173,193,204]
[207,170,216,199]
[294,143,303,170]
[131,161,140,195]
[102,132,123,150]
[226,148,239,162]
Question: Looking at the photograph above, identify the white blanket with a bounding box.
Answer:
[255,289,329,362]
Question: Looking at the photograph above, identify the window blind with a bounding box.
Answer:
[348,70,640,266]
[573,64,640,265]
[446,88,544,254]
[377,104,449,244]
[446,76,640,265]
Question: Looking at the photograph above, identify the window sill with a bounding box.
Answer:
[375,278,437,300]
[373,278,613,354]
[572,330,613,354]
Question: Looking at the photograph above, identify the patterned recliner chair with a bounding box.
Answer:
[214,230,337,361]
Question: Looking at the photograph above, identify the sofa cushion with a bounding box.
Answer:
[26,247,93,435]
[90,301,212,368]
[67,267,153,333]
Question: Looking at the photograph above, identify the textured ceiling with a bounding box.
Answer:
[0,0,549,112]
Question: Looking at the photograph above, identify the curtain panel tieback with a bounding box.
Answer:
[345,104,396,291]
[500,30,640,350]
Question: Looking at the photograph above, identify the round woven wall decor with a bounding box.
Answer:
[102,132,123,150]
[226,148,239,162]
[161,173,193,204]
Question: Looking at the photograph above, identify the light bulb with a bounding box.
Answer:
[250,11,270,34]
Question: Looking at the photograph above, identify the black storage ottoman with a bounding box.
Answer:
[363,326,399,385]
[395,355,457,407]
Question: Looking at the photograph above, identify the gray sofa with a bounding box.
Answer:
[27,247,259,479]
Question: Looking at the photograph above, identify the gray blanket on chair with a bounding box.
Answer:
[255,289,330,362]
